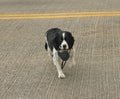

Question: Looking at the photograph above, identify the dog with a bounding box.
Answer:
[45,28,75,78]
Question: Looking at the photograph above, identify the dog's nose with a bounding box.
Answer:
[63,44,66,49]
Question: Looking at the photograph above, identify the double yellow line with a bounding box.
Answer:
[0,11,120,20]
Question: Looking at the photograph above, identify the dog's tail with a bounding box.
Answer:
[45,42,48,51]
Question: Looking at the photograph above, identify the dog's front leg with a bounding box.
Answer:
[53,48,65,79]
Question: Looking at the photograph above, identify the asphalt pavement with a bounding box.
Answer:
[0,0,120,99]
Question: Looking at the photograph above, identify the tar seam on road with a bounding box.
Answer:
[0,11,120,20]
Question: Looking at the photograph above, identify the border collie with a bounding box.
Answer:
[45,28,75,78]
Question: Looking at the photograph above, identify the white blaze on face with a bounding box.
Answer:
[63,33,65,39]
[60,33,69,50]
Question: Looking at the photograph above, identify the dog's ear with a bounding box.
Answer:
[66,32,75,49]
[69,33,75,49]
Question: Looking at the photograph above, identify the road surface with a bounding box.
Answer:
[0,0,120,99]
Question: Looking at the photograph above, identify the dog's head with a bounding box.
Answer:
[53,31,74,51]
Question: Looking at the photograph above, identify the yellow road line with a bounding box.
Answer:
[0,11,120,16]
[0,11,120,20]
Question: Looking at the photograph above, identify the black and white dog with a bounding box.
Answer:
[45,28,75,78]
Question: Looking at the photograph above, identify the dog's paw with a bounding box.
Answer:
[58,73,65,79]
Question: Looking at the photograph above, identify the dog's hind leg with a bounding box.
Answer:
[45,43,53,57]
[45,37,53,57]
